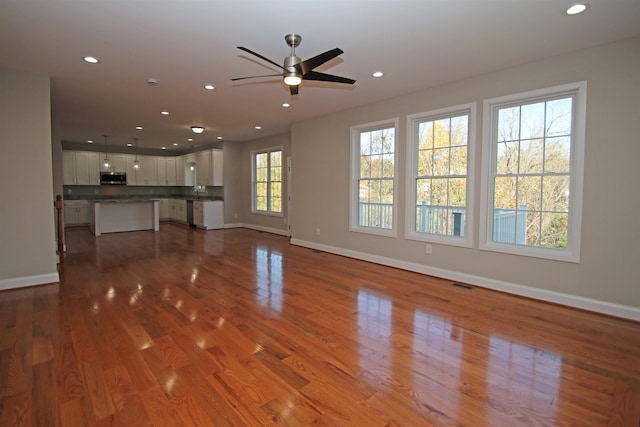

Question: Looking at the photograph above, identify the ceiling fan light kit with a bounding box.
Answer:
[232,33,355,95]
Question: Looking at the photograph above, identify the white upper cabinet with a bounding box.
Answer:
[63,151,101,185]
[141,156,158,185]
[195,150,211,186]
[212,149,223,186]
[157,157,177,186]
[194,149,224,186]
[63,150,220,187]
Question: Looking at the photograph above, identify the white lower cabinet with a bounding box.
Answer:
[169,199,187,223]
[64,200,91,226]
[159,198,170,220]
[193,201,223,230]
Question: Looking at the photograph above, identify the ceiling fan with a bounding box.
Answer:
[231,34,355,95]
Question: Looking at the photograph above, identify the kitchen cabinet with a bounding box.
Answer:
[169,199,187,223]
[157,157,177,186]
[63,150,220,187]
[126,155,158,185]
[101,154,127,173]
[159,198,170,220]
[176,157,185,186]
[64,200,91,226]
[182,154,196,187]
[195,151,210,186]
[142,156,158,185]
[194,149,224,186]
[63,151,101,185]
[212,149,223,186]
[193,200,224,229]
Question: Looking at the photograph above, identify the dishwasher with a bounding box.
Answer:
[186,200,195,227]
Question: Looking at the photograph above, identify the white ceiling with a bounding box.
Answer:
[1,0,639,152]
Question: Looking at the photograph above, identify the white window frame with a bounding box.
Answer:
[350,118,399,237]
[251,146,284,217]
[479,82,586,262]
[405,103,476,247]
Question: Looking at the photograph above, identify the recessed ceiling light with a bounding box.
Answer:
[161,111,169,116]
[191,126,205,134]
[217,136,223,140]
[372,71,384,78]
[127,143,133,147]
[83,56,100,64]
[282,103,290,108]
[204,84,215,90]
[135,126,143,130]
[161,146,167,150]
[173,143,179,146]
[255,126,262,130]
[87,140,93,144]
[565,3,588,15]
[187,138,193,142]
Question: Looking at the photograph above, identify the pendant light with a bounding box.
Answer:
[102,134,110,169]
[133,137,140,170]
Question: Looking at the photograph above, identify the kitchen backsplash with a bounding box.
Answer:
[63,185,223,200]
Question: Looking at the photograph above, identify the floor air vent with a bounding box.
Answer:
[452,283,474,290]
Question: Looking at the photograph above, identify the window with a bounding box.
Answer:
[350,119,398,236]
[252,147,282,215]
[480,82,586,262]
[406,103,476,247]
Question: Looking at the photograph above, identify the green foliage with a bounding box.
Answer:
[493,97,572,248]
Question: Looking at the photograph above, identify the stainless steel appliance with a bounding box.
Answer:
[100,172,127,185]
[186,200,194,226]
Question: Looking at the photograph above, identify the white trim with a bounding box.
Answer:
[405,102,476,248]
[350,118,400,237]
[251,146,284,215]
[241,223,290,236]
[223,222,244,229]
[290,238,640,322]
[480,81,586,263]
[0,273,60,291]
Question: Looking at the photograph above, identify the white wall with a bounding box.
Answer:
[290,37,640,318]
[0,67,59,289]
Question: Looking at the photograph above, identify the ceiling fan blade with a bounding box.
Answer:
[289,85,299,96]
[298,48,343,75]
[303,70,355,85]
[230,73,282,81]
[237,46,286,71]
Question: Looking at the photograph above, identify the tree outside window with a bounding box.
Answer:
[253,148,282,214]
[351,119,398,236]
[481,81,586,262]
[406,103,475,247]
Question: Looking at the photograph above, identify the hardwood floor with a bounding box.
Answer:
[1,224,639,426]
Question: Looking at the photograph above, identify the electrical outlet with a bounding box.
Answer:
[316,228,320,236]
[425,244,432,254]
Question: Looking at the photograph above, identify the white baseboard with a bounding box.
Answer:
[0,273,60,291]
[290,238,640,322]
[223,222,244,229]
[242,223,289,236]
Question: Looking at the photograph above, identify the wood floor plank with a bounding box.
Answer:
[0,225,638,425]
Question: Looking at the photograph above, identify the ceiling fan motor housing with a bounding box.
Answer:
[283,54,302,78]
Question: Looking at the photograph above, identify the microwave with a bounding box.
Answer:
[100,172,127,185]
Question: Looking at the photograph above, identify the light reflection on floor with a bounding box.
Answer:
[354,291,562,423]
[255,246,283,313]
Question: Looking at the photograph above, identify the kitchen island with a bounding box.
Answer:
[89,199,159,236]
